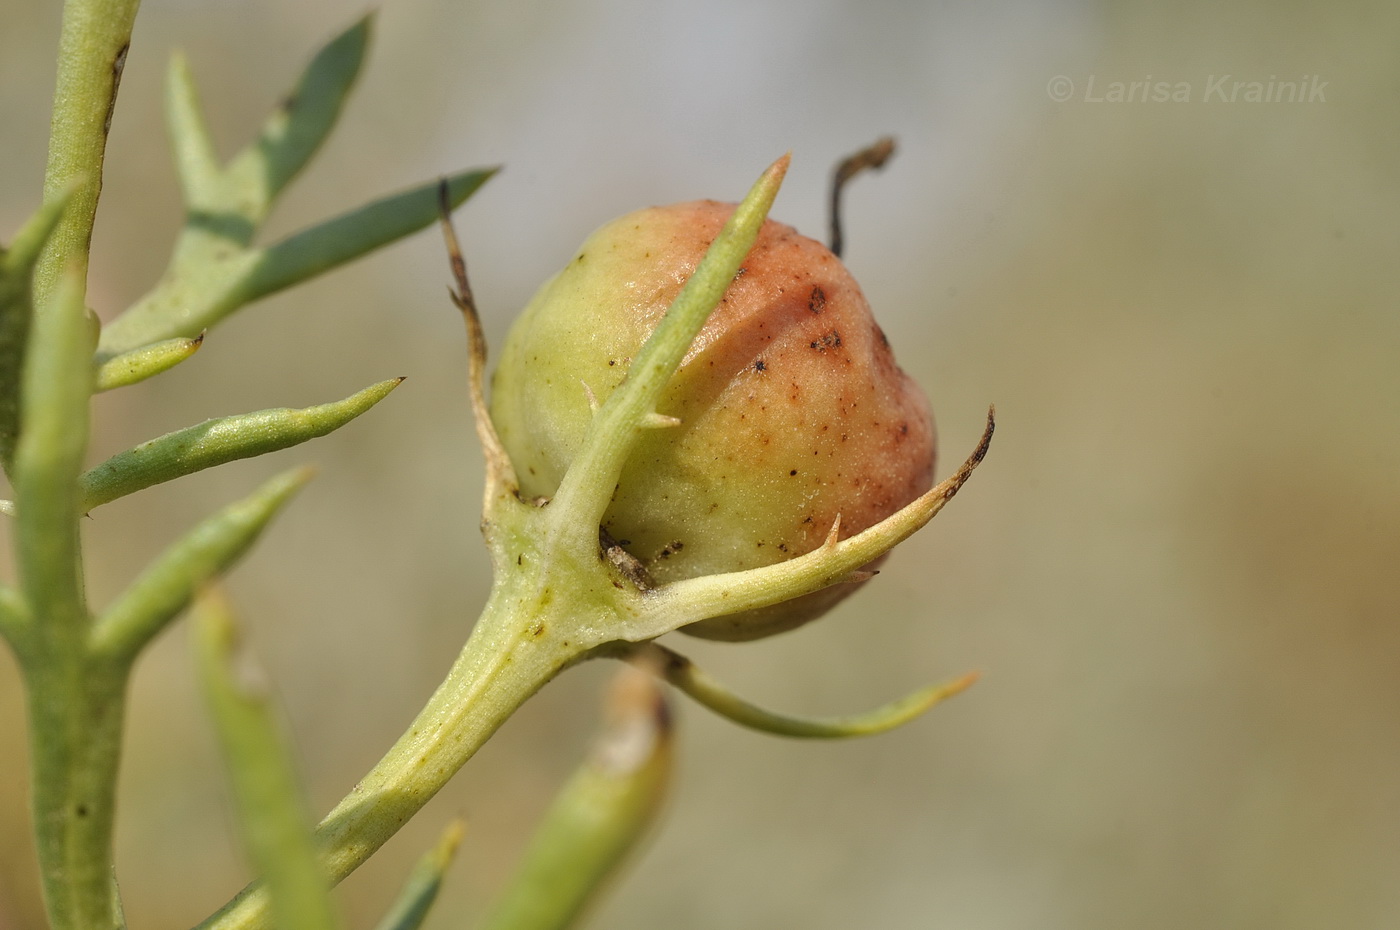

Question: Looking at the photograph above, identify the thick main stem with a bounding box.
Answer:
[36,0,142,306]
[22,4,141,928]
[197,580,588,930]
[25,659,130,930]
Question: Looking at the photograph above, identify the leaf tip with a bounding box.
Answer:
[291,463,320,485]
[437,817,467,862]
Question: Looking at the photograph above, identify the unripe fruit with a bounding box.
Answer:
[491,200,935,640]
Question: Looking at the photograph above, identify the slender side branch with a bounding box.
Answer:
[438,179,518,503]
[625,406,994,640]
[545,154,790,557]
[631,642,977,739]
[828,136,895,259]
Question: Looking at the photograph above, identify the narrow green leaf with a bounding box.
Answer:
[13,264,95,644]
[80,378,401,511]
[223,14,373,229]
[1,188,76,474]
[371,820,465,930]
[97,168,495,355]
[89,467,313,662]
[479,670,672,930]
[194,585,339,930]
[166,51,222,209]
[638,643,977,739]
[237,169,498,307]
[94,332,205,392]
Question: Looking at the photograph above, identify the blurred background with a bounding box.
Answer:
[3,0,1398,927]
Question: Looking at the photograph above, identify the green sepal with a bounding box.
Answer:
[637,643,978,739]
[90,467,313,662]
[93,332,205,392]
[79,378,401,512]
[194,585,339,930]
[624,409,995,641]
[371,821,465,930]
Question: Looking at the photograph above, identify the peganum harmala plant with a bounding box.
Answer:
[0,4,994,930]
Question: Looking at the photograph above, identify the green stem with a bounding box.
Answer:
[24,658,130,930]
[197,579,593,930]
[21,2,140,926]
[14,266,115,930]
[36,0,142,306]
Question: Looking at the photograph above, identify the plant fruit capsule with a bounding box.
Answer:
[491,200,936,640]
